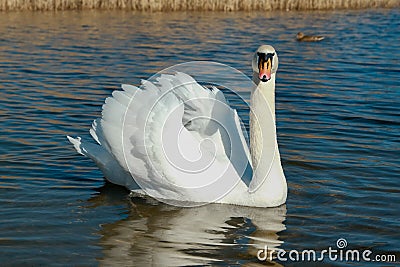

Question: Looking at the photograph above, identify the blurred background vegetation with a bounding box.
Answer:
[1,0,399,11]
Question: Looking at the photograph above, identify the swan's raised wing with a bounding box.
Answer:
[160,72,252,185]
[68,72,251,204]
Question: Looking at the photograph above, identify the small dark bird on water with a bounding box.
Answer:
[296,32,324,42]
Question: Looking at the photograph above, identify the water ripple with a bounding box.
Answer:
[0,9,399,266]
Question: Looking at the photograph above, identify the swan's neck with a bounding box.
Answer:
[250,73,276,169]
[251,73,276,115]
[249,73,287,206]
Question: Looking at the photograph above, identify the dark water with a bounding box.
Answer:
[1,9,399,266]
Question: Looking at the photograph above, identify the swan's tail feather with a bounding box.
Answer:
[66,135,138,189]
[90,119,113,154]
[67,136,84,155]
[90,120,101,145]
[67,135,115,171]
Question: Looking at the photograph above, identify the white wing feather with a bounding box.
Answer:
[68,72,252,203]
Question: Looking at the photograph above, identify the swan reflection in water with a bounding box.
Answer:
[89,184,286,266]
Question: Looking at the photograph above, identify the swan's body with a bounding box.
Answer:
[296,32,325,42]
[68,45,287,207]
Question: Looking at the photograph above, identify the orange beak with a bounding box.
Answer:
[259,57,272,82]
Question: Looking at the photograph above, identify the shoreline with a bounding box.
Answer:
[1,0,399,11]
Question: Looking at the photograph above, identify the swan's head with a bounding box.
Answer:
[252,45,279,83]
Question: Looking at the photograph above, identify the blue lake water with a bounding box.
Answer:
[0,9,399,266]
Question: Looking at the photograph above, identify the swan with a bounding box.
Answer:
[67,45,287,207]
[296,32,324,42]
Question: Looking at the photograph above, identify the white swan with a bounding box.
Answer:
[68,45,287,207]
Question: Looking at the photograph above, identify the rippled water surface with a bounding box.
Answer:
[0,9,399,266]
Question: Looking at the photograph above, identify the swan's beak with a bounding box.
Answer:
[258,53,272,82]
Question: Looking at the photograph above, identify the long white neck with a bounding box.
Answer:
[251,72,276,116]
[248,73,287,207]
[250,73,277,170]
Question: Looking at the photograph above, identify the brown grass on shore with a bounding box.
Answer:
[0,0,399,11]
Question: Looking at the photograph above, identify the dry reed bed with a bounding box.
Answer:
[0,0,399,11]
